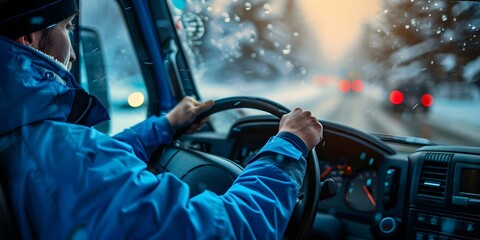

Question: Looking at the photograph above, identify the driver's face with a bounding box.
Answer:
[34,15,77,71]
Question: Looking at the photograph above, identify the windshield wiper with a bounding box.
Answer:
[371,133,439,146]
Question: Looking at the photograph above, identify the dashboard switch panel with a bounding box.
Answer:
[383,168,399,209]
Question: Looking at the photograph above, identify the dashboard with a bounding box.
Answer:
[179,114,480,240]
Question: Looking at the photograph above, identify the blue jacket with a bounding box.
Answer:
[0,36,307,239]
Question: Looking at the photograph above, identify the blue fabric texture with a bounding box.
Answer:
[0,36,306,239]
[276,131,308,158]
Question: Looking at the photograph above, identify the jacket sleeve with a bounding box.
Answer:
[112,115,174,163]
[66,131,307,240]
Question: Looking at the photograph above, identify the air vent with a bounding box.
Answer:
[424,152,453,162]
[417,153,452,205]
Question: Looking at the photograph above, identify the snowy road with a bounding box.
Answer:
[202,81,480,146]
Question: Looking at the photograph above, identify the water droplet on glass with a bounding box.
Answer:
[267,24,273,30]
[453,17,457,22]
[245,2,252,11]
[282,44,291,55]
[405,25,410,29]
[293,32,299,37]
[411,18,417,26]
[263,3,272,14]
[442,15,448,21]
[234,31,242,38]
[300,67,307,75]
[286,61,294,68]
[251,53,256,58]
[274,42,280,48]
[234,15,241,22]
[384,9,389,14]
[431,61,434,65]
[223,12,231,23]
[259,49,265,56]
[207,6,212,11]
[249,32,256,42]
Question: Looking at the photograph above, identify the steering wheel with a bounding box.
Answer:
[149,96,321,239]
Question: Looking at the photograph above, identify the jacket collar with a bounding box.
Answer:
[0,36,109,135]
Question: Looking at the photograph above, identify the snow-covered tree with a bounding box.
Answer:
[181,0,321,83]
[355,0,480,88]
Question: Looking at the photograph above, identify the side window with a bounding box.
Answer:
[79,0,148,135]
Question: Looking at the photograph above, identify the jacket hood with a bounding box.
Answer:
[0,36,109,135]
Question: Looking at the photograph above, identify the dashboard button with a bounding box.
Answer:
[429,216,440,226]
[454,220,464,231]
[464,222,475,232]
[427,234,438,240]
[440,218,455,233]
[416,231,426,240]
[417,213,428,224]
[469,198,480,207]
[379,217,397,234]
[452,196,468,206]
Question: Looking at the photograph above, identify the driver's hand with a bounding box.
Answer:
[166,96,215,133]
[279,108,323,150]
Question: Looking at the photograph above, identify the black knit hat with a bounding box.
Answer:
[0,0,78,39]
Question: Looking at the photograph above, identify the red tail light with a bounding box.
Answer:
[352,79,364,92]
[421,93,434,107]
[389,90,404,105]
[338,80,351,93]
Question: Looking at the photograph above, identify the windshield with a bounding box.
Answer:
[169,0,480,147]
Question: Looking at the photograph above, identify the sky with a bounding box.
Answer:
[299,0,382,66]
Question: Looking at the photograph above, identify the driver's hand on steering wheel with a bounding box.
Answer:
[279,108,323,150]
[166,96,215,134]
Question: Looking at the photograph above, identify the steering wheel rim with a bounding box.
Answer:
[173,96,321,239]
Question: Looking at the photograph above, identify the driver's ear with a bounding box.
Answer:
[15,32,38,47]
